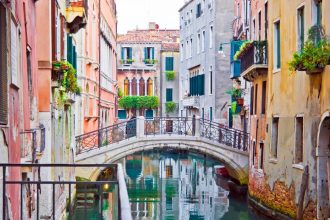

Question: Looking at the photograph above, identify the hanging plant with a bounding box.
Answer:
[165,71,176,81]
[288,25,330,74]
[226,87,242,99]
[231,101,237,114]
[234,41,253,61]
[165,101,176,113]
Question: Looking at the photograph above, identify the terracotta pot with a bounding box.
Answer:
[306,67,324,75]
[236,98,244,106]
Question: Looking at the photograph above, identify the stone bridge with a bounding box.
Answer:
[74,117,250,184]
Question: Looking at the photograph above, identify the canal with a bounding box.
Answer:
[116,150,265,220]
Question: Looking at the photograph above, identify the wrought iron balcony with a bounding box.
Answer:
[182,96,200,109]
[240,41,268,81]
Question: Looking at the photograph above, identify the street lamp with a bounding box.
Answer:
[218,41,247,58]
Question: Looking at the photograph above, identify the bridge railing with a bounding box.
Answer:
[75,119,137,154]
[145,117,195,136]
[200,119,249,151]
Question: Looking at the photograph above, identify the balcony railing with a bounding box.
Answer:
[20,125,46,163]
[182,96,200,109]
[240,41,268,75]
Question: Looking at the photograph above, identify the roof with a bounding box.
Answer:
[178,0,194,12]
[118,29,180,51]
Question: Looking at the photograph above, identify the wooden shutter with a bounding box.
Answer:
[121,47,124,59]
[276,22,281,69]
[67,36,73,64]
[165,57,174,71]
[166,88,173,102]
[144,47,147,60]
[0,5,8,124]
[261,81,267,114]
[151,47,154,60]
[128,47,132,59]
[73,46,77,70]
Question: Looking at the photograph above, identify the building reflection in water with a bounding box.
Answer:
[118,150,230,220]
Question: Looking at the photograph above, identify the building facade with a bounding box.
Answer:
[117,26,179,119]
[75,0,117,136]
[246,0,330,219]
[178,0,233,123]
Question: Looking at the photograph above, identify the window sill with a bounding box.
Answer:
[292,163,304,170]
[269,158,278,164]
[273,68,281,74]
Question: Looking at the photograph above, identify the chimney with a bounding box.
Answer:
[149,22,156,30]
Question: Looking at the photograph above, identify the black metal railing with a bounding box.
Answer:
[240,41,268,74]
[1,163,119,220]
[200,119,249,151]
[75,119,137,154]
[144,117,195,136]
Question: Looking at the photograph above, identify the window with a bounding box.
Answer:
[180,43,184,61]
[144,47,154,61]
[147,78,153,96]
[139,78,145,96]
[166,88,173,102]
[271,117,279,158]
[190,38,193,57]
[259,143,264,169]
[202,108,204,120]
[121,47,132,62]
[258,11,261,40]
[202,30,205,52]
[265,2,268,39]
[261,81,266,114]
[186,41,189,59]
[118,110,127,119]
[165,57,174,71]
[252,141,256,167]
[0,4,7,124]
[312,1,322,25]
[124,77,130,96]
[189,72,205,96]
[254,84,258,115]
[250,86,254,115]
[131,77,137,95]
[209,26,213,48]
[196,3,202,18]
[297,6,305,51]
[145,109,153,119]
[197,33,200,53]
[295,117,303,164]
[274,21,281,69]
[209,66,213,94]
[209,107,212,121]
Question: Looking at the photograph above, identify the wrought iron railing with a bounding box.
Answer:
[200,119,249,151]
[75,119,137,154]
[240,41,268,74]
[145,117,195,136]
[1,163,119,220]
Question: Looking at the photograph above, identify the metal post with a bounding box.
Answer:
[3,166,6,220]
[21,180,23,220]
[68,183,71,220]
[52,183,55,220]
[84,184,87,220]
[100,183,103,219]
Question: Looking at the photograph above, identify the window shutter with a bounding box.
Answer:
[73,46,77,70]
[67,36,73,64]
[0,7,7,124]
[121,47,124,59]
[166,88,173,102]
[276,23,281,68]
[128,47,132,59]
[144,47,147,60]
[165,57,174,71]
[209,107,213,121]
[301,9,304,46]
[151,47,155,60]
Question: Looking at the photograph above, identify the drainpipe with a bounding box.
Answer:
[98,0,101,147]
[160,50,163,116]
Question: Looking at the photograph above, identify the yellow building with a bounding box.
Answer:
[248,0,330,219]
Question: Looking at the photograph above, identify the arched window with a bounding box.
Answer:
[147,78,153,96]
[139,78,145,96]
[124,77,129,96]
[131,77,137,95]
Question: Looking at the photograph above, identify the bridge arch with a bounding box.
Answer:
[75,135,249,185]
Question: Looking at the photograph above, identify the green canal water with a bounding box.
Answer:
[117,150,265,220]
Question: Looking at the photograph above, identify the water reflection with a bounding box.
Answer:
[118,150,263,220]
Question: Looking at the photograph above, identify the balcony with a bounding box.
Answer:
[66,0,87,34]
[239,41,268,81]
[20,125,46,165]
[182,96,200,109]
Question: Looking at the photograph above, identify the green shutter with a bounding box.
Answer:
[145,109,153,118]
[210,107,213,121]
[229,108,233,128]
[165,57,174,71]
[67,36,73,64]
[166,88,173,102]
[301,9,304,47]
[144,47,147,60]
[152,47,155,59]
[73,46,77,70]
[317,3,322,25]
[128,47,132,59]
[121,47,124,59]
[276,22,281,69]
[118,110,127,119]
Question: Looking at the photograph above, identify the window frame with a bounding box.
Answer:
[273,19,281,71]
[297,5,305,52]
[271,116,279,159]
[294,116,304,164]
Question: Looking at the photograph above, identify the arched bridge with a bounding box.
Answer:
[75,117,250,184]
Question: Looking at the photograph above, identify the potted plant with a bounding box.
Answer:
[165,71,176,81]
[289,25,330,74]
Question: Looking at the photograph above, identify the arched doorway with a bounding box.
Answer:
[317,114,330,220]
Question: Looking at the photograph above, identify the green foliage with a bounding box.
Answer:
[226,87,242,98]
[165,101,176,113]
[118,87,123,98]
[289,25,330,73]
[119,96,159,109]
[231,101,237,114]
[120,59,135,64]
[165,71,176,81]
[144,59,158,64]
[234,41,253,61]
[52,60,81,95]
[75,176,91,182]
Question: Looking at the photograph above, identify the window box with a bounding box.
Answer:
[144,59,158,65]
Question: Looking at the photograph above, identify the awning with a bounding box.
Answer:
[65,6,87,33]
